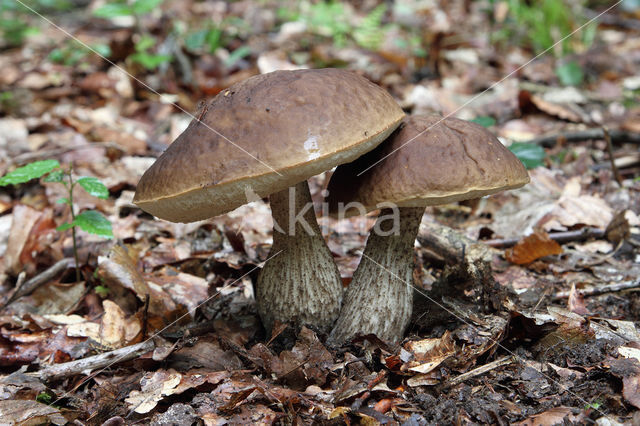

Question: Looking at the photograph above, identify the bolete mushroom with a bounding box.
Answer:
[326,115,529,344]
[133,69,404,334]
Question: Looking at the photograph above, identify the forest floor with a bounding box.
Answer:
[0,0,639,424]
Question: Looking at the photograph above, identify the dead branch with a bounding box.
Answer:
[29,340,156,382]
[603,127,623,186]
[552,279,640,300]
[12,143,125,166]
[522,128,640,148]
[483,227,605,248]
[0,258,75,311]
[443,356,515,388]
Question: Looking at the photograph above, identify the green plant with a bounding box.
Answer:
[93,0,171,70]
[508,142,546,169]
[1,0,74,47]
[0,160,113,283]
[555,61,584,86]
[489,0,594,56]
[305,1,351,47]
[49,40,111,66]
[129,34,172,70]
[0,0,40,46]
[92,0,164,19]
[471,116,497,128]
[353,4,388,50]
[184,26,224,54]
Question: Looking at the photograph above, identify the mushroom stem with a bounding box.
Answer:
[257,180,343,334]
[328,207,424,345]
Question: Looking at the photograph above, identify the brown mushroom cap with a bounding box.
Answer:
[133,69,404,222]
[326,115,530,214]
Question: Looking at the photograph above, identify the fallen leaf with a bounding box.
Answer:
[514,406,580,425]
[0,399,66,425]
[505,230,563,265]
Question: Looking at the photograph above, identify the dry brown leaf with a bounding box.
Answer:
[514,406,581,425]
[4,205,42,275]
[530,94,584,122]
[401,331,456,374]
[0,400,66,425]
[567,283,591,315]
[505,230,562,265]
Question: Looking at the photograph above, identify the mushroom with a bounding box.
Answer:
[325,115,529,344]
[133,69,404,334]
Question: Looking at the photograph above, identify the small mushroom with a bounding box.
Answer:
[326,115,529,344]
[133,69,404,334]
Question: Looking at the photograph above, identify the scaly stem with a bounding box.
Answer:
[256,180,343,334]
[328,207,424,345]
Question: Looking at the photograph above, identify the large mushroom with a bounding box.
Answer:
[133,69,404,334]
[326,115,529,344]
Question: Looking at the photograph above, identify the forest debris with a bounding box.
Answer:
[484,227,605,248]
[443,356,515,388]
[4,205,43,275]
[402,332,456,374]
[513,406,583,425]
[0,399,66,425]
[567,283,591,315]
[169,338,243,371]
[0,258,74,310]
[125,369,183,414]
[30,339,156,381]
[67,300,141,348]
[523,128,640,148]
[552,280,640,300]
[609,358,640,410]
[505,230,563,264]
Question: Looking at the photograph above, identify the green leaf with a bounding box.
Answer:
[129,52,172,70]
[224,45,251,67]
[353,4,387,51]
[44,169,64,183]
[556,61,584,86]
[56,197,71,205]
[135,34,156,52]
[0,160,60,186]
[132,0,163,15]
[77,176,109,199]
[56,222,73,231]
[470,116,496,128]
[73,210,113,238]
[36,392,53,404]
[94,285,110,297]
[509,142,546,169]
[92,43,112,58]
[92,3,133,18]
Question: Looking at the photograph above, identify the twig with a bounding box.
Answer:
[29,340,156,381]
[522,128,640,148]
[443,356,515,388]
[603,127,623,186]
[483,227,605,248]
[0,258,75,311]
[552,279,640,300]
[11,142,125,166]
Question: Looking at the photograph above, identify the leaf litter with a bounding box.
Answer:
[0,0,639,424]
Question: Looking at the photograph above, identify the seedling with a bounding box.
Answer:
[0,160,113,283]
[93,0,172,71]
